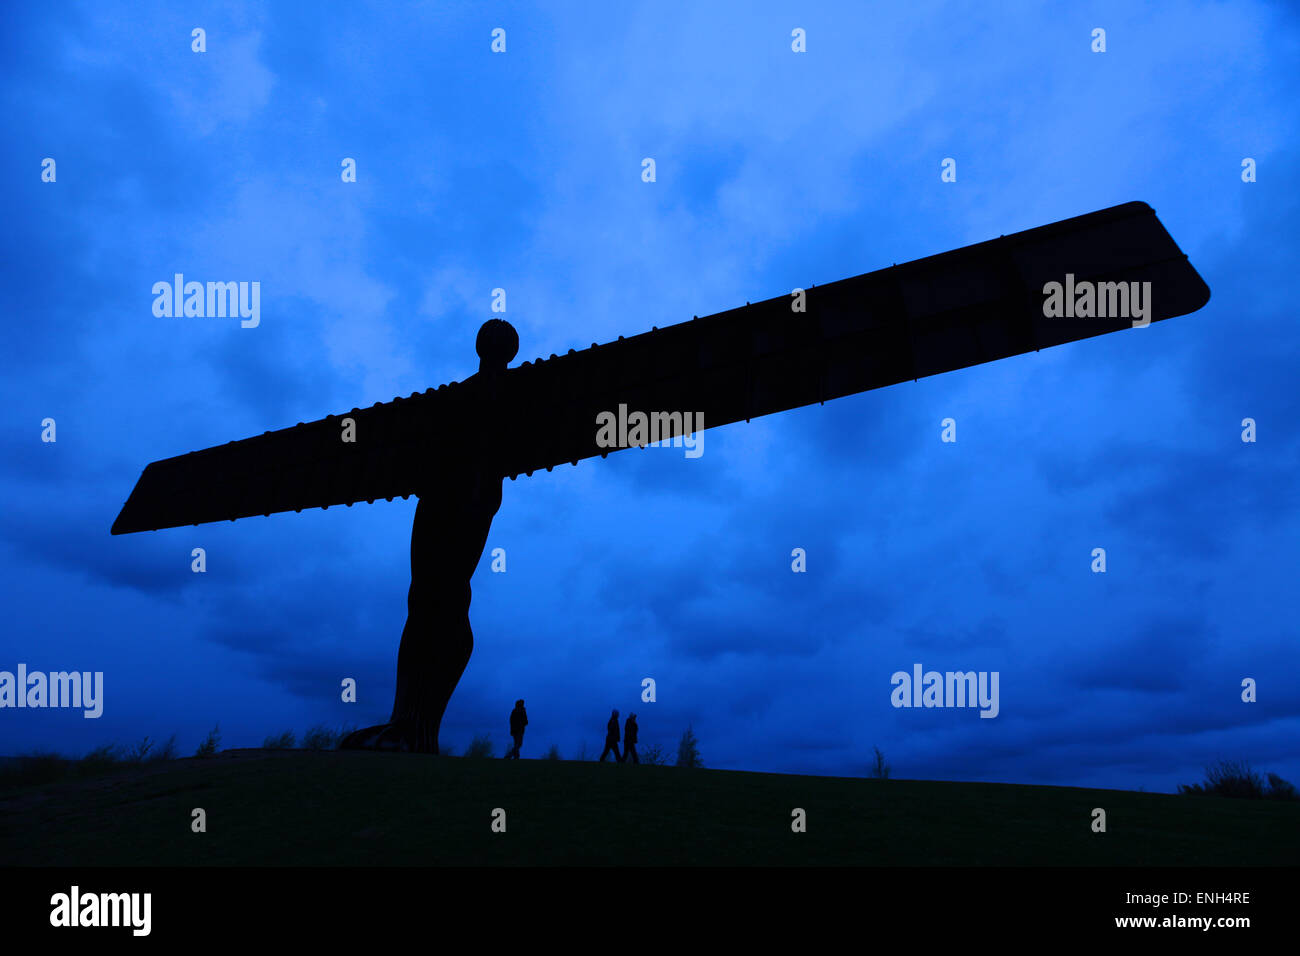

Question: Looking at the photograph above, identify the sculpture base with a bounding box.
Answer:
[338,723,428,753]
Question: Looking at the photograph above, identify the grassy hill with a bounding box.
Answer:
[2,749,1295,866]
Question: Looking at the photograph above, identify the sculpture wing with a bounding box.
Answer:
[492,200,1209,478]
[112,201,1209,533]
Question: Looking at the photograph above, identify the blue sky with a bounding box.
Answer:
[1,0,1297,793]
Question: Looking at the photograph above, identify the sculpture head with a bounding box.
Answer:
[476,319,519,373]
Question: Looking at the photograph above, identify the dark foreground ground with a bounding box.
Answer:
[2,749,1295,865]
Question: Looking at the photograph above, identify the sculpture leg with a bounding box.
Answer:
[341,473,501,754]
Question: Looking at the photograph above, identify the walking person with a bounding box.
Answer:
[599,708,622,762]
[505,699,527,759]
[623,713,639,764]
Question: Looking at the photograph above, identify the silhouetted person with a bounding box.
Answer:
[599,708,622,762]
[623,713,638,764]
[505,699,527,759]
